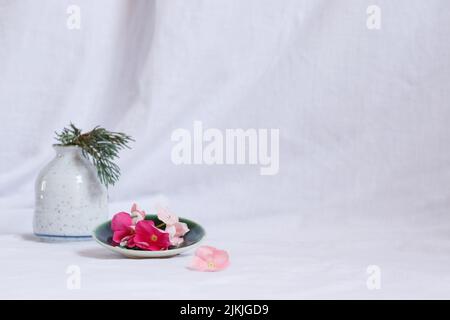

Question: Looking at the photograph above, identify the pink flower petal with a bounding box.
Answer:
[111,212,135,244]
[165,225,176,236]
[212,249,230,270]
[135,219,155,233]
[188,246,230,272]
[174,222,189,237]
[130,203,146,224]
[111,212,132,231]
[119,234,136,248]
[156,206,179,225]
[165,225,186,246]
[195,246,216,261]
[113,229,131,244]
[171,236,184,246]
[134,220,171,251]
[188,256,209,272]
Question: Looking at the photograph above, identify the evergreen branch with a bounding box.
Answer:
[54,123,134,187]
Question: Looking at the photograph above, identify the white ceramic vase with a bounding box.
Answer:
[33,145,108,241]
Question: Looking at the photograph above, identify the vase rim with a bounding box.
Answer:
[52,144,81,148]
[52,145,83,154]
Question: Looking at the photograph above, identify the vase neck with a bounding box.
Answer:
[53,145,83,158]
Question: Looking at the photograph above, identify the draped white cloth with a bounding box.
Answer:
[1,0,450,299]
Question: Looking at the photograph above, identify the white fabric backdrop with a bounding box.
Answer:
[1,0,450,299]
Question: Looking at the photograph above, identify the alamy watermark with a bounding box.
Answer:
[66,5,81,30]
[66,264,81,290]
[366,265,381,290]
[171,121,279,175]
[366,5,381,30]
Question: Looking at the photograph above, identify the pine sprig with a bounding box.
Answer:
[55,123,134,187]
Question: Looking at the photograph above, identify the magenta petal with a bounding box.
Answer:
[134,220,155,237]
[111,212,132,231]
[113,230,130,244]
[134,241,150,250]
[134,220,170,250]
[126,234,136,248]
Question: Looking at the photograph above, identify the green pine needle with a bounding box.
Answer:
[55,123,134,187]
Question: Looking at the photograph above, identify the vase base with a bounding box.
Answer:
[34,233,93,242]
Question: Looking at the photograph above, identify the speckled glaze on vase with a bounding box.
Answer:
[33,145,108,241]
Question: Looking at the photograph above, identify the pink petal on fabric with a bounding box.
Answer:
[212,249,230,270]
[195,245,216,261]
[188,256,209,272]
[188,246,230,272]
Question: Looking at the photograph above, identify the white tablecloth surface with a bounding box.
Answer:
[2,203,450,299]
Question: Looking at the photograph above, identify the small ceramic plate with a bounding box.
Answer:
[92,215,206,258]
